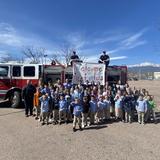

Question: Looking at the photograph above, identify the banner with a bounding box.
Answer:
[72,63,105,85]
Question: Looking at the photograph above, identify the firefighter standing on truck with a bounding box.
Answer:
[98,51,110,67]
[70,51,80,66]
[22,80,36,117]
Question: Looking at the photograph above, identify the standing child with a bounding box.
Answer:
[114,94,123,121]
[72,98,83,132]
[103,95,111,120]
[146,95,156,122]
[33,87,42,120]
[59,94,67,125]
[39,94,50,125]
[82,96,90,128]
[89,95,97,125]
[96,96,104,123]
[136,95,148,125]
[52,94,59,125]
[65,92,72,123]
[122,92,132,123]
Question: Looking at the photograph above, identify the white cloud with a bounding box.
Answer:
[64,32,86,50]
[84,55,127,63]
[110,56,127,60]
[0,23,23,47]
[120,28,148,49]
[0,22,60,51]
[93,33,128,45]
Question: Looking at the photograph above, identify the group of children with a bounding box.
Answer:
[32,79,157,131]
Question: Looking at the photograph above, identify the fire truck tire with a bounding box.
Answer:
[10,91,21,108]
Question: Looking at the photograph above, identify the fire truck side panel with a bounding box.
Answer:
[43,65,65,83]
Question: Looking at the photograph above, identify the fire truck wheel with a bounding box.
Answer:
[10,91,21,108]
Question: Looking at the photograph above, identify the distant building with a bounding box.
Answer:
[154,72,160,80]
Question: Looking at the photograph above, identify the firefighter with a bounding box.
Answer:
[70,51,80,66]
[22,80,36,117]
[98,51,110,67]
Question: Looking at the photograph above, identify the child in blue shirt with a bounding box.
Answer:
[136,95,148,125]
[65,93,72,123]
[39,94,50,125]
[41,84,51,97]
[89,95,98,125]
[103,95,111,120]
[59,94,67,125]
[72,97,83,132]
[114,94,123,120]
[96,96,104,123]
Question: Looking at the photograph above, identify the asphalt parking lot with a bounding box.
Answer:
[1,104,160,160]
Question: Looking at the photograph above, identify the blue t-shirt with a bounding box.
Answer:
[73,103,83,116]
[59,100,67,111]
[115,98,122,109]
[41,87,51,96]
[39,97,50,113]
[103,100,111,109]
[97,101,104,110]
[89,100,97,113]
[63,82,72,89]
[136,100,147,112]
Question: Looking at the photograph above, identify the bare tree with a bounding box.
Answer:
[61,44,75,66]
[22,46,46,64]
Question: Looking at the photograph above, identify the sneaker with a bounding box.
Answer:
[35,117,39,120]
[79,126,83,131]
[73,128,76,132]
[41,122,45,125]
[25,115,29,117]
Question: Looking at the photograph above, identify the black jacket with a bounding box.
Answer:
[22,84,36,100]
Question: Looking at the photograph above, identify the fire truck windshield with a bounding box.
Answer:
[0,66,9,77]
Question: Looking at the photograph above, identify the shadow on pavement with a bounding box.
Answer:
[84,124,107,130]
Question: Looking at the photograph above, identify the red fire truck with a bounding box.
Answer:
[0,63,65,108]
[0,63,127,108]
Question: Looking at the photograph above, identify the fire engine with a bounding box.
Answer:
[0,63,127,108]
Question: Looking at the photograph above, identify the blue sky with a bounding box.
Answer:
[0,0,160,65]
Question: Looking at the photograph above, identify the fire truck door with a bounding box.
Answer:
[11,66,22,88]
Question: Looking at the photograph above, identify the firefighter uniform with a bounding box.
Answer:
[22,83,36,116]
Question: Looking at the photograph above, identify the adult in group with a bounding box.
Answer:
[22,80,36,117]
[70,51,80,66]
[98,51,110,68]
[63,78,72,89]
